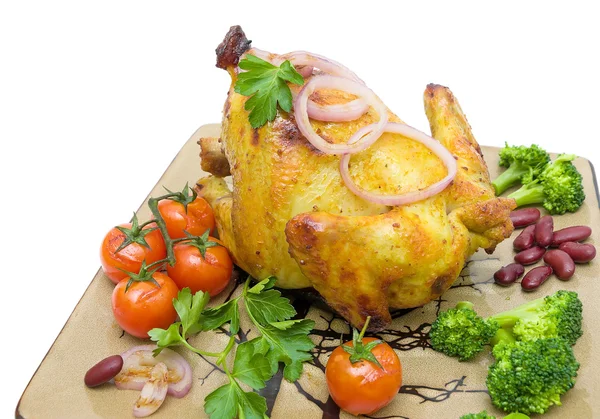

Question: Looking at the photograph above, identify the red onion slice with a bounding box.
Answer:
[339,122,457,206]
[305,95,369,122]
[114,345,192,398]
[133,362,168,418]
[296,65,314,79]
[294,75,388,154]
[291,88,369,122]
[281,51,364,84]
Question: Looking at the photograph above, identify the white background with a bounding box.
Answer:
[1,1,599,417]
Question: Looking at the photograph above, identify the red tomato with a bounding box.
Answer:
[157,196,215,239]
[100,223,166,285]
[111,272,179,339]
[166,238,233,296]
[325,337,402,415]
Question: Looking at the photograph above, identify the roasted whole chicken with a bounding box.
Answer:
[196,27,515,330]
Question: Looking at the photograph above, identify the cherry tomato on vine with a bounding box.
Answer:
[325,319,402,416]
[100,215,167,285]
[166,232,233,296]
[157,195,215,239]
[112,271,179,339]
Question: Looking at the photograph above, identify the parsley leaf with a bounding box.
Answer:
[204,381,267,419]
[173,288,209,337]
[204,383,238,419]
[148,323,182,355]
[245,289,296,325]
[238,390,268,419]
[148,287,211,354]
[196,298,240,334]
[247,276,277,294]
[243,277,316,382]
[234,55,304,129]
[152,277,316,419]
[232,341,272,389]
[254,319,315,382]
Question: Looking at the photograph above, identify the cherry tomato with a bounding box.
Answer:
[157,196,215,239]
[100,222,167,285]
[326,337,402,415]
[111,272,179,339]
[166,237,233,296]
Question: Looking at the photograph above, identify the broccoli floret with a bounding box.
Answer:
[502,414,530,419]
[458,411,530,419]
[487,338,579,415]
[429,291,583,359]
[508,154,585,214]
[492,289,583,345]
[429,301,499,361]
[459,410,496,419]
[492,143,550,195]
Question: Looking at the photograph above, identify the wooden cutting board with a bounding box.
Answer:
[16,124,600,419]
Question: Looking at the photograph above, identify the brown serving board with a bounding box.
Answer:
[17,124,600,419]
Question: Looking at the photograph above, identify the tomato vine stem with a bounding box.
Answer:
[146,192,181,266]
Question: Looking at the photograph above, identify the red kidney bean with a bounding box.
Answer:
[521,266,553,291]
[510,208,541,228]
[534,215,554,247]
[559,242,597,263]
[514,246,546,265]
[544,249,576,280]
[551,226,592,247]
[494,263,525,286]
[513,225,536,251]
[84,355,123,388]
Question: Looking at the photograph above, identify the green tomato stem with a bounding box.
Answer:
[147,196,177,266]
[358,316,372,342]
[145,259,166,271]
[138,219,158,229]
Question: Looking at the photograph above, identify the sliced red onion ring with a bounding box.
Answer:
[294,75,388,154]
[114,345,192,398]
[339,122,457,206]
[290,87,369,122]
[306,97,369,122]
[296,65,314,78]
[281,51,364,84]
[133,362,168,418]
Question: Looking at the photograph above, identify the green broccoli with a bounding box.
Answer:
[429,301,499,361]
[459,411,496,419]
[491,289,583,345]
[458,411,530,419]
[429,290,583,360]
[431,291,583,415]
[508,153,585,214]
[492,143,550,195]
[487,338,579,415]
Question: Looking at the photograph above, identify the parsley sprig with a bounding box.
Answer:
[148,276,315,419]
[234,54,304,129]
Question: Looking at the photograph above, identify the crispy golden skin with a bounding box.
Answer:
[197,72,514,330]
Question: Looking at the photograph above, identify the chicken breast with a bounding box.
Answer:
[196,26,515,330]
